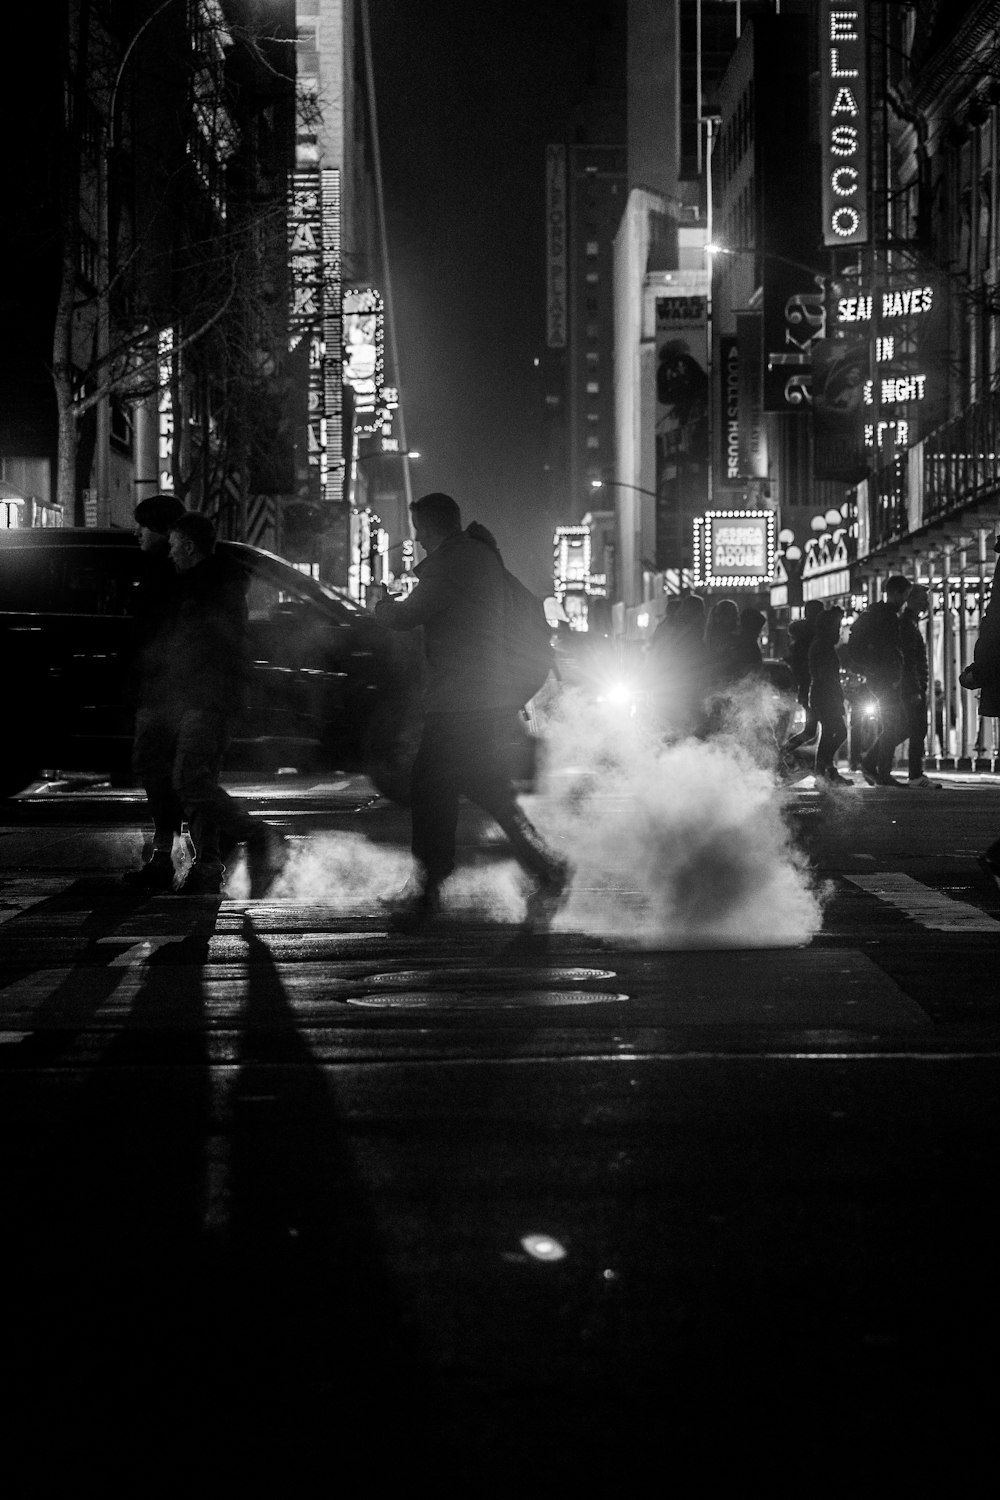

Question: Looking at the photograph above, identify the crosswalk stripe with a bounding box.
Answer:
[845,873,999,932]
[0,877,78,925]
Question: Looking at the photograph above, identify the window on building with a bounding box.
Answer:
[587,436,600,448]
[78,231,99,288]
[586,241,599,256]
[586,381,599,394]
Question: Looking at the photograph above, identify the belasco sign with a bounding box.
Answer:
[819,2,869,248]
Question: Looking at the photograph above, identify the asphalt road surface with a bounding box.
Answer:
[2,770,1000,1493]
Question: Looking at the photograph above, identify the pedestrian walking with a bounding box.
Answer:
[781,599,823,765]
[647,592,707,738]
[126,509,288,897]
[120,493,187,891]
[732,607,767,681]
[703,598,741,692]
[808,606,851,786]
[846,574,912,786]
[966,529,1000,881]
[899,584,940,788]
[372,491,569,931]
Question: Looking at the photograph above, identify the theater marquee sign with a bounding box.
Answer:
[819,1,869,248]
[693,510,776,591]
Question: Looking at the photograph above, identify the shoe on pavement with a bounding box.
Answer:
[875,774,904,787]
[386,882,442,934]
[523,857,571,931]
[120,850,176,892]
[859,755,879,786]
[819,768,854,787]
[246,824,290,898]
[907,775,941,789]
[171,861,224,897]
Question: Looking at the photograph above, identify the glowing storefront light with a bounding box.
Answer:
[520,1234,567,1262]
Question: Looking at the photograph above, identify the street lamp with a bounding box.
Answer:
[589,477,657,500]
[705,241,830,292]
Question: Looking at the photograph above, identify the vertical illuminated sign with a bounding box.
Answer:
[289,174,323,504]
[736,312,768,479]
[819,2,869,247]
[343,287,385,435]
[717,335,742,489]
[546,145,567,348]
[321,168,343,506]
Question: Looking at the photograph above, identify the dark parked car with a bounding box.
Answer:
[0,527,424,801]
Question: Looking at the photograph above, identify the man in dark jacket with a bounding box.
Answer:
[129,510,287,897]
[120,493,186,891]
[373,491,568,930]
[781,600,823,763]
[899,585,939,788]
[971,531,1000,880]
[847,574,912,785]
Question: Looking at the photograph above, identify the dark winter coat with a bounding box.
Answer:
[808,637,845,720]
[974,554,1000,716]
[786,617,816,706]
[128,549,180,710]
[143,554,250,715]
[374,526,506,713]
[847,600,905,688]
[899,607,929,701]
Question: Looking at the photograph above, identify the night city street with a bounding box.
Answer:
[8,1,1000,1491]
[3,770,1000,1491]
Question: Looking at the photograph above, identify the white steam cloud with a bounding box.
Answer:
[524,682,825,948]
[218,681,825,948]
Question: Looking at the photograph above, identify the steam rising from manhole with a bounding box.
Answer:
[346,990,628,1009]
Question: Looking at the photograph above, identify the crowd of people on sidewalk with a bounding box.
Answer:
[645,593,772,742]
[645,573,941,790]
[117,490,1000,915]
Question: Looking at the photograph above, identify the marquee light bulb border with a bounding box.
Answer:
[692,510,777,589]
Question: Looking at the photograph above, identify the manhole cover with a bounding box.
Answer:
[364,967,616,989]
[346,990,628,1009]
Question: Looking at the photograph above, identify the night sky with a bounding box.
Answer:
[368,0,615,594]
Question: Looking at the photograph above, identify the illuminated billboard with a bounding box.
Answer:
[343,287,385,435]
[693,510,776,589]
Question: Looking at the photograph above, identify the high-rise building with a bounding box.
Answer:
[542,6,627,548]
[1,0,301,536]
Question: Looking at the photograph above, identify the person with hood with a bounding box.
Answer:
[647,592,707,738]
[899,584,940,789]
[846,574,912,785]
[781,599,823,765]
[731,607,767,680]
[966,526,1000,880]
[126,509,288,897]
[120,493,187,890]
[373,491,568,931]
[808,606,852,786]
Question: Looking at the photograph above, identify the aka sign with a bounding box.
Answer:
[819,2,869,248]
